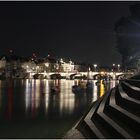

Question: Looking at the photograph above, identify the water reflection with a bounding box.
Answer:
[0,79,118,121]
[0,81,2,110]
[59,80,75,116]
[7,80,13,120]
[99,80,104,97]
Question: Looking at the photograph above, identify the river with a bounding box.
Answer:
[0,79,118,138]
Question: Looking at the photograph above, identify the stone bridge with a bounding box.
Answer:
[28,71,134,80]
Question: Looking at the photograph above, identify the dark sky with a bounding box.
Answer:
[0,1,135,66]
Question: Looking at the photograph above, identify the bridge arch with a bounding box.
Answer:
[116,73,133,80]
[33,74,44,79]
[93,74,113,80]
[50,74,62,79]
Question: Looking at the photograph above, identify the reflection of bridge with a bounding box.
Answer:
[28,71,134,79]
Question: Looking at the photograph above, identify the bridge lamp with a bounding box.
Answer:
[118,64,120,67]
[45,62,49,68]
[94,64,97,72]
[60,58,64,63]
[112,64,115,72]
[69,60,72,65]
[117,64,120,71]
[88,67,91,71]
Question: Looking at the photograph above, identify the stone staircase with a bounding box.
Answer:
[75,78,140,138]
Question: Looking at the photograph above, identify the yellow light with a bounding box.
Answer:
[100,71,104,75]
[45,62,49,67]
[100,80,104,97]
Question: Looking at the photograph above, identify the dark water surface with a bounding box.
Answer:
[0,79,117,138]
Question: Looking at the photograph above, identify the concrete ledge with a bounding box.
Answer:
[63,129,85,139]
[118,84,140,105]
[96,88,132,138]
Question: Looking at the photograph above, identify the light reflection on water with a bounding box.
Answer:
[0,81,1,109]
[0,79,118,138]
[0,79,119,120]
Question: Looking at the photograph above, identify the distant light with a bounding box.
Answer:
[45,62,49,67]
[88,67,91,71]
[113,64,115,66]
[60,58,63,63]
[94,64,97,68]
[9,49,13,53]
[118,64,120,67]
[100,71,104,75]
[69,60,72,64]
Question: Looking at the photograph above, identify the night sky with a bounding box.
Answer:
[0,1,135,66]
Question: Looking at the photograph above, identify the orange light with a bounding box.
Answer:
[100,80,104,97]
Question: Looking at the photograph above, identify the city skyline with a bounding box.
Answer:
[0,1,135,66]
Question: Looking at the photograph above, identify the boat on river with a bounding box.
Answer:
[50,86,60,94]
[72,81,93,94]
[95,79,110,86]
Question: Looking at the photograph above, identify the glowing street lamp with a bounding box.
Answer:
[112,64,115,72]
[69,60,73,72]
[94,64,97,72]
[87,67,91,79]
[88,67,91,71]
[60,58,64,64]
[45,62,49,68]
[117,64,120,72]
[69,60,72,65]
[36,66,39,73]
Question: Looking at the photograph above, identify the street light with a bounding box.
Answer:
[117,64,120,72]
[45,62,49,68]
[88,67,91,71]
[112,64,115,72]
[69,60,73,72]
[60,58,64,64]
[94,64,97,72]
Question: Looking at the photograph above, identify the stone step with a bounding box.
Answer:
[104,88,140,138]
[125,79,140,88]
[118,84,140,105]
[63,129,85,139]
[94,88,132,138]
[116,84,140,116]
[121,81,140,100]
[123,80,140,91]
[77,97,105,138]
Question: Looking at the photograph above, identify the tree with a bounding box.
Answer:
[115,4,140,71]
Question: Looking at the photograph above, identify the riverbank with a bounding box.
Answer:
[64,77,140,138]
